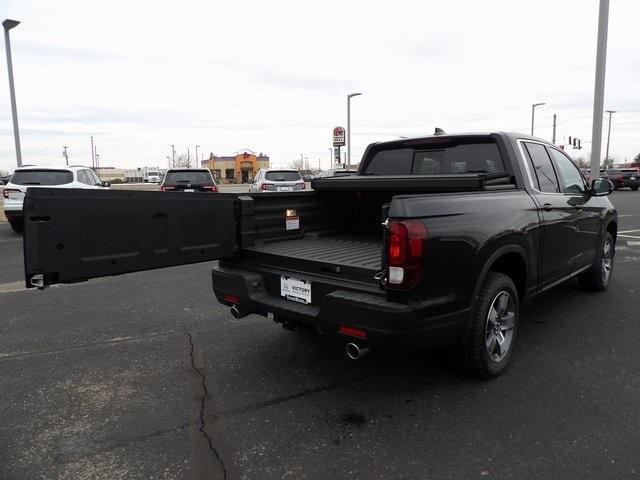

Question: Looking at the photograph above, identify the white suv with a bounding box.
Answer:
[249,169,306,193]
[3,165,110,233]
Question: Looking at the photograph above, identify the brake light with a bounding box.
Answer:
[2,188,20,199]
[261,183,276,191]
[339,325,367,339]
[223,294,240,304]
[294,182,306,190]
[204,184,218,192]
[618,175,625,181]
[386,219,428,289]
[160,185,176,191]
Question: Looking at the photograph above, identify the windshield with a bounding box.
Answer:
[265,171,301,181]
[10,169,73,185]
[164,170,213,184]
[147,171,159,176]
[364,140,504,175]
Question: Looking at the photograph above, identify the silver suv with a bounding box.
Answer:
[249,169,305,193]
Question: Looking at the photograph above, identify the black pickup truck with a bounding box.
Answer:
[22,132,617,378]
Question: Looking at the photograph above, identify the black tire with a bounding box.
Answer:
[578,231,614,291]
[456,272,520,379]
[632,186,639,191]
[8,218,23,234]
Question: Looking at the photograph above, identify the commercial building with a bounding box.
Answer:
[201,150,269,184]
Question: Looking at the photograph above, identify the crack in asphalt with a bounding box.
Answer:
[187,333,227,480]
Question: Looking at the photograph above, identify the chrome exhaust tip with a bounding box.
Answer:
[345,342,370,360]
[230,305,241,319]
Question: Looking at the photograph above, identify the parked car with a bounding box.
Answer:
[249,169,305,192]
[160,168,218,192]
[3,165,109,233]
[600,168,639,190]
[22,132,617,379]
[0,174,12,185]
[314,168,357,179]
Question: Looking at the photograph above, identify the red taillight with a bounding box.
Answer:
[618,175,625,181]
[385,219,428,290]
[3,188,20,199]
[160,185,176,191]
[339,325,367,339]
[295,182,306,190]
[261,183,275,191]
[223,294,240,304]
[204,184,218,192]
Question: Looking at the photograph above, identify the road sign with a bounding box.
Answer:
[333,126,345,147]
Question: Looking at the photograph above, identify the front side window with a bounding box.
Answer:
[77,170,91,185]
[547,148,585,194]
[524,142,560,193]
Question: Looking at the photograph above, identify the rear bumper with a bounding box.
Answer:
[3,209,22,220]
[212,266,467,350]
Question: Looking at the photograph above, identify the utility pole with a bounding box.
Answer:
[3,19,22,167]
[590,0,610,175]
[95,153,100,178]
[552,114,557,144]
[605,110,616,164]
[171,144,175,168]
[94,146,98,173]
[195,145,200,167]
[91,136,95,168]
[187,147,190,167]
[347,92,362,168]
[62,146,69,166]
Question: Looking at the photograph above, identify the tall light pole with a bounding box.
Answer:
[604,110,616,165]
[3,19,22,167]
[347,92,362,167]
[171,144,175,167]
[590,0,610,175]
[91,136,95,168]
[531,102,546,136]
[195,145,200,167]
[62,146,69,166]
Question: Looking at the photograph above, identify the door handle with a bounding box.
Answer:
[542,203,553,212]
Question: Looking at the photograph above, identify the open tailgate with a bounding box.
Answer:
[23,188,238,288]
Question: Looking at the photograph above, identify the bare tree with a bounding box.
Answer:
[173,153,191,168]
[288,158,305,170]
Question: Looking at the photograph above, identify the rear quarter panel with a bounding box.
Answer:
[388,190,541,318]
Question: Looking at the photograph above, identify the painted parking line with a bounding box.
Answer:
[618,234,640,240]
[619,229,640,234]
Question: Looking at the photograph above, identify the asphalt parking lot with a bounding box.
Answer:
[1,191,640,479]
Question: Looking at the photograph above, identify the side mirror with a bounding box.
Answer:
[101,181,111,188]
[591,178,613,196]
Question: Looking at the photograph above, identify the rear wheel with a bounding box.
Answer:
[632,186,639,191]
[8,218,23,234]
[456,272,520,379]
[578,231,614,291]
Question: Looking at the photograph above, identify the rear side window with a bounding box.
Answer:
[523,142,560,193]
[265,171,301,181]
[165,170,213,184]
[364,141,504,175]
[10,169,73,185]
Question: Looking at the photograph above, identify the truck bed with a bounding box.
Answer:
[244,235,382,281]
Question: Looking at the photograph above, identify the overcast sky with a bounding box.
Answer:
[1,0,639,172]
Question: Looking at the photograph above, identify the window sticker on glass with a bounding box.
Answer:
[285,209,299,230]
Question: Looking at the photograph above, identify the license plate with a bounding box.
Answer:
[280,276,311,304]
[278,186,293,192]
[184,189,195,192]
[8,192,24,200]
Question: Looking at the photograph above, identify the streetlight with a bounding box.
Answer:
[604,110,616,165]
[3,19,22,167]
[195,145,200,167]
[590,0,610,174]
[531,102,546,136]
[347,92,362,167]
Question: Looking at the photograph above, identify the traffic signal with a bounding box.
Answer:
[573,138,577,148]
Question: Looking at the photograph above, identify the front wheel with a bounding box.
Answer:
[456,272,520,379]
[8,218,23,234]
[578,231,614,291]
